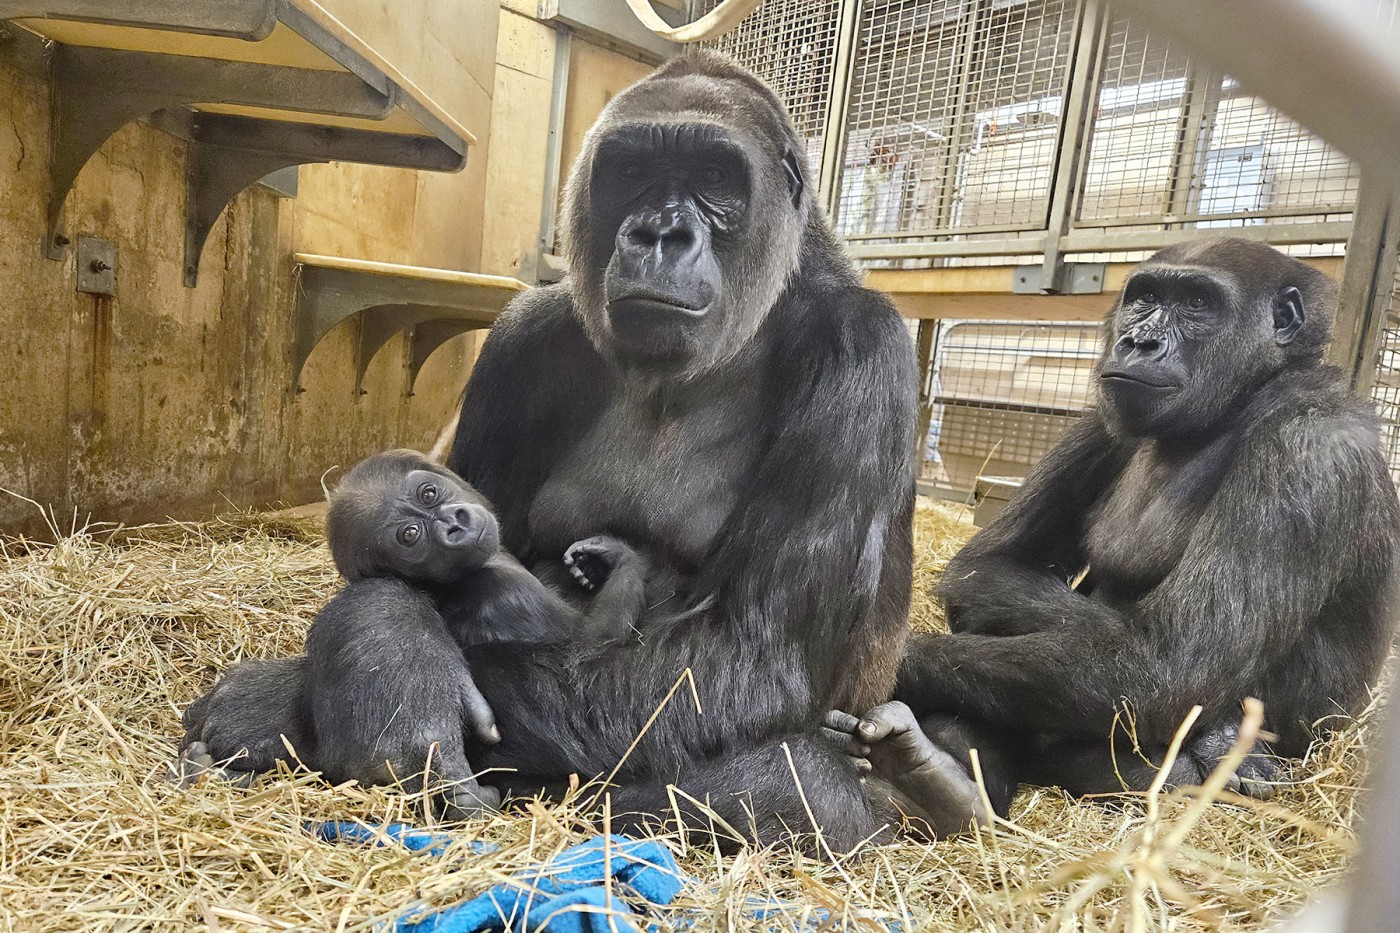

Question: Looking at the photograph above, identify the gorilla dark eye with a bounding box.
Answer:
[698,163,726,186]
[398,523,422,546]
[418,483,439,505]
[1140,291,1158,305]
[1187,294,1207,310]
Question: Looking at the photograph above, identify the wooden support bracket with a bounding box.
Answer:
[291,254,528,395]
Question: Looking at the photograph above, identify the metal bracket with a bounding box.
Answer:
[406,320,481,394]
[41,43,396,262]
[184,114,463,287]
[75,234,115,295]
[1012,262,1106,296]
[292,259,521,394]
[354,305,492,395]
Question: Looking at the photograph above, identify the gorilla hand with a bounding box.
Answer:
[563,535,638,592]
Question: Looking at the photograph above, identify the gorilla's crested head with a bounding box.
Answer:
[1096,238,1338,440]
[562,52,817,377]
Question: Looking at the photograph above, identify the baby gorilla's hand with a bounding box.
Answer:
[563,535,631,592]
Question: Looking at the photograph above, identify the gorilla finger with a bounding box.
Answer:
[818,726,870,758]
[438,782,501,821]
[856,701,919,742]
[823,709,861,733]
[1237,775,1277,801]
[459,678,501,745]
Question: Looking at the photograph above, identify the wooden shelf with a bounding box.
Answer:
[1,0,474,284]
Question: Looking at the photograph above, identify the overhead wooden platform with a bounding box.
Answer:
[0,0,475,284]
[867,257,1345,321]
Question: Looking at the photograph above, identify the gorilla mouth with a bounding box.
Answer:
[1100,370,1177,390]
[607,291,710,318]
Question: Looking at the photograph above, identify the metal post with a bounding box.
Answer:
[532,24,573,284]
[932,1,987,233]
[914,319,937,473]
[1332,173,1400,395]
[1164,64,1223,221]
[816,0,864,218]
[1038,0,1108,290]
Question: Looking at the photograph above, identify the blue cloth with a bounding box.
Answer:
[309,824,683,932]
[397,835,683,933]
[311,821,495,859]
[309,824,902,931]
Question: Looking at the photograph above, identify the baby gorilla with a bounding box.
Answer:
[181,450,649,819]
[325,449,649,647]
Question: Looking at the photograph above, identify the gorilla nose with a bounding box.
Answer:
[1114,331,1169,362]
[435,507,477,548]
[617,209,705,268]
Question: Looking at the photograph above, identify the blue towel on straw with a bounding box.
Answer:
[310,823,902,931]
[310,825,684,932]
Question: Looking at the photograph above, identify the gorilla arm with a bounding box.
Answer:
[899,410,1380,746]
[936,413,1129,636]
[464,290,920,779]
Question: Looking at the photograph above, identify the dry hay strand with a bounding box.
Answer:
[0,498,1378,931]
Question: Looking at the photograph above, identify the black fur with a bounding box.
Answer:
[896,239,1400,810]
[180,53,920,850]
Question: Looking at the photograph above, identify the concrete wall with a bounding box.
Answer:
[0,3,500,535]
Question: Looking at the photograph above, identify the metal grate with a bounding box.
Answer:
[923,319,1101,487]
[1370,258,1400,485]
[1076,14,1360,228]
[699,0,843,187]
[837,0,1077,239]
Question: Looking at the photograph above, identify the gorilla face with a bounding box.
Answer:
[564,54,811,377]
[1096,238,1335,440]
[328,450,500,587]
[591,122,743,365]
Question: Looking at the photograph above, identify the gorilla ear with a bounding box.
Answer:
[782,147,804,209]
[1273,286,1306,346]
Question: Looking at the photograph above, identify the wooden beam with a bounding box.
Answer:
[867,257,1345,322]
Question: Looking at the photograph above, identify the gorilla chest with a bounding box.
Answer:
[527,388,764,564]
[1084,446,1215,598]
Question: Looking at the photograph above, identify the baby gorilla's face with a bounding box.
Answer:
[379,467,501,586]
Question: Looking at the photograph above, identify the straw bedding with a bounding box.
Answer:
[0,497,1379,931]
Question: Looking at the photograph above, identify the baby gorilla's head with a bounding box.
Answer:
[327,450,501,587]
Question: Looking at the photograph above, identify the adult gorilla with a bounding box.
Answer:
[180,54,961,847]
[862,240,1399,812]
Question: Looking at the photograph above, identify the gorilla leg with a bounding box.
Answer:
[1022,726,1279,800]
[178,656,313,780]
[605,735,897,854]
[307,579,499,818]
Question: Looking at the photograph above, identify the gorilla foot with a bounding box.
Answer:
[1190,724,1280,801]
[823,702,990,838]
[167,741,259,789]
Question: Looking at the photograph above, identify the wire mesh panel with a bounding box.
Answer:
[1076,14,1360,229]
[1370,258,1400,485]
[923,319,1101,487]
[837,0,1078,240]
[698,0,844,186]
